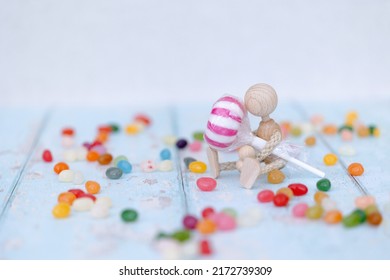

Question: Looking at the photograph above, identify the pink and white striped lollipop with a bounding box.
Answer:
[204,95,246,150]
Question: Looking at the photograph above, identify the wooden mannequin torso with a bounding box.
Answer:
[255,117,281,141]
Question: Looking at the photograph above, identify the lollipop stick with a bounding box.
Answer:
[250,137,325,178]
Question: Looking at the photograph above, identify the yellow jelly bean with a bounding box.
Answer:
[126,123,144,135]
[52,203,71,219]
[323,153,338,166]
[276,187,294,199]
[314,191,329,204]
[189,161,207,173]
[267,169,285,184]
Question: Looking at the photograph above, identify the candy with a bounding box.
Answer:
[86,150,99,161]
[196,219,217,234]
[201,207,215,218]
[368,125,377,136]
[340,130,353,141]
[163,135,177,146]
[117,160,133,173]
[72,197,94,211]
[98,153,113,165]
[95,132,109,143]
[364,204,379,216]
[292,203,309,218]
[58,192,77,205]
[172,230,191,243]
[79,193,96,202]
[214,213,236,231]
[184,157,197,168]
[183,215,198,230]
[176,139,188,149]
[160,149,172,160]
[306,205,324,219]
[200,240,212,255]
[273,193,289,207]
[106,167,123,179]
[357,125,369,138]
[305,136,316,146]
[95,197,112,208]
[61,136,74,147]
[373,127,380,137]
[300,123,314,135]
[355,195,375,209]
[348,163,364,176]
[63,149,77,162]
[276,187,294,199]
[345,111,358,125]
[310,115,324,126]
[42,150,53,162]
[121,209,138,222]
[280,121,291,138]
[85,180,101,194]
[109,123,120,133]
[62,127,75,136]
[367,212,382,226]
[113,155,128,166]
[52,203,71,218]
[59,170,75,182]
[316,178,331,192]
[91,144,106,155]
[257,190,274,203]
[125,123,143,135]
[321,198,337,211]
[189,141,202,152]
[196,177,216,191]
[338,125,353,133]
[134,114,151,126]
[68,189,85,198]
[140,160,157,172]
[314,191,329,204]
[324,210,343,224]
[338,145,356,156]
[267,169,285,184]
[290,126,302,137]
[158,160,173,172]
[72,171,84,185]
[193,131,204,142]
[90,205,109,219]
[322,124,338,135]
[323,153,338,166]
[343,210,366,227]
[53,162,69,174]
[288,183,308,196]
[189,161,207,173]
[75,148,87,161]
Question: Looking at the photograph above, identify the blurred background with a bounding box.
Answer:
[1,0,389,107]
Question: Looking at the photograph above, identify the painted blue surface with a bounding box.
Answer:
[0,102,389,259]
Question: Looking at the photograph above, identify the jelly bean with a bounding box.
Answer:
[68,189,85,198]
[338,125,353,133]
[160,149,172,160]
[72,198,94,211]
[125,123,144,135]
[338,145,356,156]
[306,205,324,219]
[314,191,329,204]
[106,167,123,179]
[321,198,337,211]
[221,207,237,218]
[121,209,138,222]
[95,132,109,143]
[322,124,338,135]
[184,157,197,168]
[90,204,109,219]
[291,126,302,137]
[42,150,53,162]
[196,219,217,234]
[276,187,294,199]
[109,123,120,132]
[316,178,331,192]
[305,136,316,146]
[373,127,380,137]
[340,130,353,141]
[72,171,84,185]
[85,180,101,194]
[323,153,338,166]
[367,212,382,226]
[257,190,274,203]
[357,125,369,138]
[343,210,365,228]
[201,207,215,218]
[189,141,202,152]
[75,148,87,161]
[172,230,191,243]
[98,153,113,165]
[355,195,375,209]
[98,125,112,134]
[183,215,198,230]
[113,155,128,166]
[158,160,173,172]
[280,121,291,138]
[348,163,364,176]
[196,177,216,191]
[79,193,97,202]
[59,170,75,182]
[237,207,263,227]
[267,169,285,184]
[273,193,289,207]
[352,209,367,223]
[134,114,151,126]
[189,161,207,173]
[345,111,358,125]
[176,139,188,149]
[292,203,309,218]
[368,125,377,136]
[63,149,77,162]
[215,213,236,231]
[140,160,157,172]
[364,204,379,216]
[163,135,177,146]
[324,210,343,224]
[95,197,112,208]
[300,123,314,134]
[310,115,324,126]
[62,128,75,136]
[58,192,77,205]
[86,150,99,162]
[200,239,212,255]
[91,144,106,155]
[62,136,74,147]
[52,203,71,218]
[118,160,133,173]
[288,183,308,196]
[53,162,69,174]
[192,131,204,141]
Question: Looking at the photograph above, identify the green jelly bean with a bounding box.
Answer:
[106,167,123,179]
[183,157,197,168]
[343,209,366,228]
[317,178,331,192]
[368,125,376,135]
[306,205,324,219]
[121,209,138,222]
[352,209,367,223]
[172,230,191,243]
[192,131,204,141]
[338,125,353,133]
[110,123,120,133]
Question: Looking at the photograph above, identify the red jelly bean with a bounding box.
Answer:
[42,150,53,162]
[273,193,289,207]
[196,177,217,191]
[79,193,96,202]
[200,240,212,255]
[68,189,85,198]
[98,125,112,134]
[288,183,308,196]
[134,114,151,126]
[201,207,215,218]
[257,190,274,203]
[62,127,75,136]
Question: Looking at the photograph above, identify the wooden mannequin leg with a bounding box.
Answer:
[240,158,261,189]
[206,147,220,178]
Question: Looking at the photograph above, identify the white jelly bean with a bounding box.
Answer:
[76,147,87,161]
[158,160,173,172]
[95,197,112,208]
[62,136,74,147]
[72,197,94,211]
[321,197,338,211]
[72,171,84,185]
[338,145,357,156]
[59,170,75,182]
[163,135,177,146]
[63,149,77,162]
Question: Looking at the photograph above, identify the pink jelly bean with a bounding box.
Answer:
[214,213,236,231]
[91,145,107,155]
[355,195,375,209]
[189,141,202,152]
[141,160,157,172]
[292,203,309,218]
[341,130,353,141]
[196,177,217,191]
[257,190,274,203]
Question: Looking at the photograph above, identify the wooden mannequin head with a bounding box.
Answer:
[244,83,278,119]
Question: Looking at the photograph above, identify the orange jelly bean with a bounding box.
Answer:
[197,219,217,234]
[305,136,316,146]
[314,191,329,204]
[267,169,285,184]
[348,163,364,176]
[357,126,369,138]
[85,180,101,194]
[324,210,343,224]
[58,192,77,205]
[86,150,100,161]
[98,153,113,165]
[53,162,69,174]
[322,124,338,135]
[95,132,109,143]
